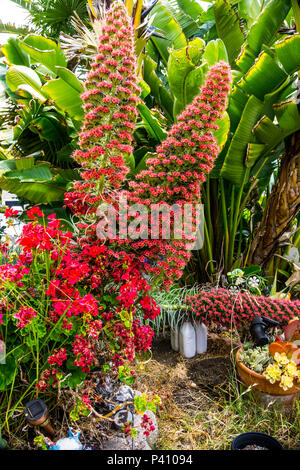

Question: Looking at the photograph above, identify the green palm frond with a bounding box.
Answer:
[9,0,33,10]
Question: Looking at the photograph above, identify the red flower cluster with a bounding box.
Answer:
[47,348,67,367]
[13,306,37,328]
[141,413,156,436]
[4,207,19,218]
[186,288,300,330]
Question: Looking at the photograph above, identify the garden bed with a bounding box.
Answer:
[136,334,300,450]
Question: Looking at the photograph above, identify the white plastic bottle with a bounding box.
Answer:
[179,322,196,358]
[170,326,179,351]
[194,322,207,354]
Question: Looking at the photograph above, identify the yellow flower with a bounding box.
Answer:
[274,352,289,365]
[280,375,294,391]
[263,364,282,384]
[285,362,299,378]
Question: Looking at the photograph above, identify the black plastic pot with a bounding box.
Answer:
[231,432,283,450]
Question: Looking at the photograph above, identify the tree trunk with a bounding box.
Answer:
[248,131,300,266]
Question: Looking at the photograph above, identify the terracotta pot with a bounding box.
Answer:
[236,348,300,396]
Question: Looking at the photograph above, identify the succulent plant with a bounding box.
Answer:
[239,345,272,374]
[269,317,300,366]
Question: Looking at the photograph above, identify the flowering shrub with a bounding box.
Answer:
[0,208,158,393]
[186,288,300,330]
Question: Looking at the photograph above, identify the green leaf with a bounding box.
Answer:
[213,0,244,65]
[4,164,53,181]
[238,52,288,101]
[221,95,265,184]
[0,356,17,391]
[6,65,46,101]
[147,1,187,65]
[167,38,206,116]
[275,34,300,75]
[20,35,67,74]
[236,0,291,72]
[176,0,203,20]
[0,172,68,203]
[42,77,83,119]
[66,359,86,388]
[144,56,174,122]
[1,38,30,66]
[55,66,84,93]
[253,115,284,147]
[202,39,228,66]
[214,111,230,152]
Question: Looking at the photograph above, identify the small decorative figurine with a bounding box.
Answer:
[44,428,82,450]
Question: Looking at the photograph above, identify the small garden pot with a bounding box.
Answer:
[231,432,283,450]
[236,348,300,395]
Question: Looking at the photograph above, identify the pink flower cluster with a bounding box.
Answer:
[186,288,300,330]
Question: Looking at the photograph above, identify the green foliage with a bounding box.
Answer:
[0,33,82,204]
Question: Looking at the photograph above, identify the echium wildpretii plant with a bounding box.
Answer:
[64,1,232,289]
[127,63,231,287]
[65,0,141,229]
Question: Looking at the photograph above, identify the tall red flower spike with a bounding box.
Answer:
[126,62,232,287]
[65,0,140,222]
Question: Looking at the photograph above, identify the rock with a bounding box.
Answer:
[134,410,158,449]
[102,435,151,451]
[101,390,159,450]
[114,385,134,403]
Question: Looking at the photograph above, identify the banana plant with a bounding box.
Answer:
[0,34,83,204]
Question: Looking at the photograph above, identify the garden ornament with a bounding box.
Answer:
[250,316,279,346]
[44,428,82,450]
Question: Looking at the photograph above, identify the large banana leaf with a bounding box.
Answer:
[176,0,203,20]
[213,0,245,66]
[146,1,187,65]
[159,0,201,39]
[1,38,30,67]
[167,38,205,116]
[42,69,83,120]
[221,95,265,184]
[238,51,288,100]
[143,56,174,122]
[238,0,268,28]
[137,103,168,142]
[6,65,47,102]
[0,162,69,203]
[236,0,291,73]
[167,38,227,117]
[19,35,67,74]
